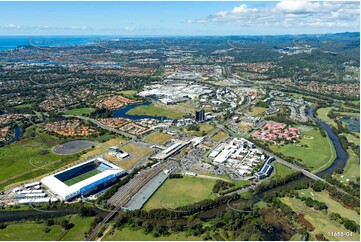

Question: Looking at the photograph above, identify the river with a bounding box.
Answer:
[307,107,349,177]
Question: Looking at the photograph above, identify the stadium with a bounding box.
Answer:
[41,157,126,201]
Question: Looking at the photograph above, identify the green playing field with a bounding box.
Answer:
[63,169,101,186]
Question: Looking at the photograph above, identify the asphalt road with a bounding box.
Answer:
[64,115,136,139]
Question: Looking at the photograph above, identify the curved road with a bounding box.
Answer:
[64,115,136,139]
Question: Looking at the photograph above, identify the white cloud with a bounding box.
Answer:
[190,1,360,30]
[71,26,88,30]
[275,1,321,14]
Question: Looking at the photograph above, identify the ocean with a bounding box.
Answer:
[0,36,108,51]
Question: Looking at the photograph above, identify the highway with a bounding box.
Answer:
[64,115,136,139]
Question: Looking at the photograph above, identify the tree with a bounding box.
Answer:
[312,180,327,192]
[344,220,358,232]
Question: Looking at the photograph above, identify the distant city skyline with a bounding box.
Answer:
[0,1,359,36]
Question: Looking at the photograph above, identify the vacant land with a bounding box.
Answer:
[143,176,216,211]
[126,104,186,119]
[64,107,96,116]
[316,107,337,127]
[114,157,138,170]
[121,143,153,157]
[145,132,172,145]
[269,127,335,171]
[211,130,229,142]
[63,169,101,186]
[186,123,215,137]
[119,90,138,97]
[281,197,360,241]
[0,214,95,241]
[249,107,267,116]
[103,225,202,241]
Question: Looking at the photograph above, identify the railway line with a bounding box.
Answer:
[85,161,172,241]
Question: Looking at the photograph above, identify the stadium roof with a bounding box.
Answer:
[41,157,125,201]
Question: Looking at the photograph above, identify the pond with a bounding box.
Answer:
[340,117,360,132]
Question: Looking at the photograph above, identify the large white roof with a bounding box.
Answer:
[41,157,125,201]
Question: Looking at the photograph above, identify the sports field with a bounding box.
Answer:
[63,169,101,186]
[145,132,172,145]
[269,127,336,171]
[143,176,216,211]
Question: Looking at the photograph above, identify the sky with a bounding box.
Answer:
[0,1,359,36]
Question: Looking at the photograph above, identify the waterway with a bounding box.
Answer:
[7,126,23,145]
[113,101,166,121]
[307,107,349,177]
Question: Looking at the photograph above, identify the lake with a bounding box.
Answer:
[113,101,166,121]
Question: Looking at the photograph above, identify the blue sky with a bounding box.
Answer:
[0,1,359,36]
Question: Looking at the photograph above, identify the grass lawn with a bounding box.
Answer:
[186,123,215,137]
[102,225,202,241]
[211,130,229,142]
[334,148,360,183]
[0,128,126,190]
[335,111,359,117]
[126,104,186,119]
[316,107,337,128]
[269,127,336,171]
[0,126,78,190]
[290,234,304,241]
[63,169,101,186]
[61,215,95,241]
[145,132,173,145]
[281,197,360,241]
[119,90,138,96]
[64,107,96,116]
[143,176,217,211]
[113,157,139,170]
[249,107,267,116]
[14,103,34,109]
[271,162,295,180]
[0,214,94,241]
[298,189,360,225]
[121,143,153,157]
[343,133,360,146]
